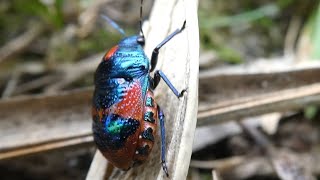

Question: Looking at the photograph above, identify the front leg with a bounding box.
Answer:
[150,21,186,72]
[152,70,186,98]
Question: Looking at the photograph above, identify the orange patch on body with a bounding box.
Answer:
[133,90,158,163]
[104,45,118,60]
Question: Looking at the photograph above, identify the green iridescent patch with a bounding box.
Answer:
[144,111,155,123]
[145,97,154,107]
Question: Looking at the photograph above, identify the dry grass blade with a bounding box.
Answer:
[190,157,245,170]
[212,170,221,180]
[87,0,199,179]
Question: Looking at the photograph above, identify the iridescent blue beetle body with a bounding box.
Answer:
[92,2,186,177]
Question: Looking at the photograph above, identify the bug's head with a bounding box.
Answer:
[137,35,145,46]
[118,35,145,48]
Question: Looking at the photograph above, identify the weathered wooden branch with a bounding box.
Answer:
[87,0,199,179]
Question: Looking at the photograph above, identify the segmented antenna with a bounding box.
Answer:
[101,14,126,36]
[139,0,145,38]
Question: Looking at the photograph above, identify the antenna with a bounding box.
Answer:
[139,0,145,38]
[101,14,126,37]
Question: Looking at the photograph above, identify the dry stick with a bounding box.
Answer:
[1,70,21,98]
[190,156,245,170]
[238,122,316,180]
[190,153,320,179]
[86,0,199,179]
[9,53,102,95]
[0,22,44,63]
[197,82,320,126]
[284,16,302,57]
[0,134,93,160]
[193,121,317,180]
[44,53,103,93]
[78,0,114,37]
[0,88,93,159]
[199,62,320,112]
[212,170,221,180]
[13,75,60,95]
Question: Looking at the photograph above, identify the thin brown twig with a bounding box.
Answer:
[1,71,21,99]
[77,0,114,38]
[284,16,302,57]
[198,83,320,126]
[0,22,45,63]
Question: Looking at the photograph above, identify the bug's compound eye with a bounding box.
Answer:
[140,65,146,71]
[137,35,145,46]
[125,77,133,82]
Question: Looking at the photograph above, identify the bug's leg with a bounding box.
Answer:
[152,70,186,98]
[158,105,169,177]
[150,21,186,72]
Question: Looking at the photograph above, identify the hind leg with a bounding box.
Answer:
[158,105,169,177]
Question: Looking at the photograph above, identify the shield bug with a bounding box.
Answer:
[92,0,186,177]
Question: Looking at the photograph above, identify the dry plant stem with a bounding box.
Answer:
[87,0,199,179]
[13,75,60,95]
[190,153,320,179]
[199,60,320,109]
[238,122,316,180]
[198,82,320,126]
[78,0,114,37]
[10,53,102,95]
[0,88,93,159]
[1,71,21,98]
[44,53,103,93]
[0,22,44,63]
[212,170,221,180]
[0,135,93,160]
[237,121,270,149]
[190,156,245,170]
[284,16,302,57]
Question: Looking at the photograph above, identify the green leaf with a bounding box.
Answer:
[12,0,64,28]
[311,3,320,59]
[304,105,318,120]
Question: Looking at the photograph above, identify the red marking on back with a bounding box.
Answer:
[113,81,143,120]
[104,45,118,60]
